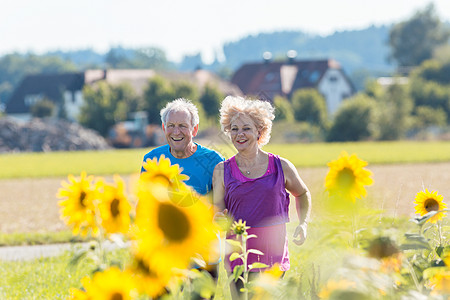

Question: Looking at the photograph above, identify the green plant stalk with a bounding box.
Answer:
[242,232,249,300]
[438,221,443,247]
[405,258,422,293]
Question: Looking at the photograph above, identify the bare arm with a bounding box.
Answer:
[281,157,311,245]
[212,162,226,211]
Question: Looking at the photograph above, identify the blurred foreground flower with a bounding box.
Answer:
[132,178,218,276]
[251,263,284,299]
[318,279,357,299]
[127,255,169,298]
[69,266,138,300]
[414,189,447,224]
[429,270,450,295]
[97,175,131,235]
[58,171,99,237]
[325,151,373,202]
[141,154,188,187]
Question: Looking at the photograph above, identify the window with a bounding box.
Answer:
[329,76,338,82]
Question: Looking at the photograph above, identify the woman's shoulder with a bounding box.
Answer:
[274,155,296,172]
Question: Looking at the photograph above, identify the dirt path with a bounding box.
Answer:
[1,162,450,233]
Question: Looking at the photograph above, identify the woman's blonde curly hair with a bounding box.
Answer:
[219,96,275,147]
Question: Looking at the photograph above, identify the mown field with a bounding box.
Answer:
[1,140,450,179]
[1,141,450,235]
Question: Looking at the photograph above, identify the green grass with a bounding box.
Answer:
[0,249,130,299]
[1,141,450,179]
[0,231,87,247]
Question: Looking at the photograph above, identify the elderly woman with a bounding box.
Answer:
[213,96,311,274]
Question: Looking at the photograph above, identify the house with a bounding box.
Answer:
[5,72,85,121]
[231,55,355,114]
[5,69,242,122]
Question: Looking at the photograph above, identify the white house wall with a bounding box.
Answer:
[317,69,353,115]
[64,90,84,121]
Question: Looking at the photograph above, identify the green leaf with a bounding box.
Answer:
[400,243,431,250]
[410,211,438,225]
[404,233,430,245]
[248,262,269,270]
[247,249,264,256]
[226,239,243,250]
[229,252,241,262]
[247,234,258,239]
[233,265,244,282]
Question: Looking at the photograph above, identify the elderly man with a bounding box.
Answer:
[141,98,224,195]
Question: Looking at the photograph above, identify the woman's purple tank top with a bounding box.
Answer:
[224,153,290,227]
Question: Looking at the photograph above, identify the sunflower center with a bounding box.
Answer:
[158,203,190,242]
[110,293,123,300]
[137,258,157,278]
[79,191,87,207]
[110,199,120,218]
[336,168,355,189]
[424,198,439,212]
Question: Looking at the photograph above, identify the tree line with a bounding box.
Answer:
[2,3,450,143]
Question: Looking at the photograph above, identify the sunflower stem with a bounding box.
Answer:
[405,259,422,293]
[242,232,249,300]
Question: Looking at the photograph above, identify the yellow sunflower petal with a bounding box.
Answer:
[324,151,373,202]
[97,175,132,235]
[132,184,218,274]
[81,267,138,300]
[141,154,189,188]
[414,189,447,223]
[57,172,100,237]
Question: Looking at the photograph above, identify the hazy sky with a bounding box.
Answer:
[2,0,450,63]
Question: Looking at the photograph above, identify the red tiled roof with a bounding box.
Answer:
[231,59,342,99]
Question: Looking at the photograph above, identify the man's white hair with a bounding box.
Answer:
[160,98,199,128]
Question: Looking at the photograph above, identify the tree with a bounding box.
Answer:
[409,62,450,122]
[376,83,413,140]
[79,82,118,136]
[198,84,224,120]
[389,4,450,67]
[30,98,55,118]
[327,94,377,142]
[273,95,294,122]
[133,47,171,70]
[141,76,175,124]
[111,83,140,122]
[291,89,328,128]
[413,106,447,128]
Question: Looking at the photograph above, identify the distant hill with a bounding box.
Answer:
[183,25,396,90]
[0,25,396,106]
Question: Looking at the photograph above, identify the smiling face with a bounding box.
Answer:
[230,113,260,152]
[163,110,198,158]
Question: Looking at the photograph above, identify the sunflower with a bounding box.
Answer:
[68,288,89,300]
[132,185,218,274]
[57,172,100,237]
[252,263,283,300]
[414,189,447,223]
[97,175,132,235]
[325,151,373,202]
[318,279,357,299]
[72,267,138,300]
[429,270,450,295]
[141,154,189,188]
[127,255,169,298]
[230,219,250,235]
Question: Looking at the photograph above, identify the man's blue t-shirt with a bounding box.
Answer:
[141,143,224,195]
